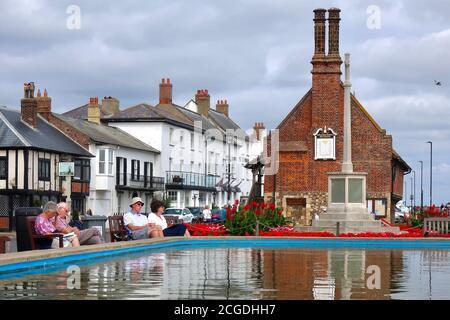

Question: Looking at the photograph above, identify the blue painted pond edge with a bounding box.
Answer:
[1,238,450,278]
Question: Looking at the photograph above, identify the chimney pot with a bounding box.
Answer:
[313,8,327,57]
[43,89,48,97]
[327,8,341,57]
[37,89,41,97]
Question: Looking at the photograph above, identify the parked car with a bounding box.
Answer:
[163,208,194,223]
[186,207,203,223]
[211,209,226,223]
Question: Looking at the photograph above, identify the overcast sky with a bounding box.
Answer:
[1,0,449,205]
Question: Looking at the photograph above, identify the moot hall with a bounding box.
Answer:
[264,8,411,225]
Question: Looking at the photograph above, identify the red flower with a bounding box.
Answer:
[244,204,251,210]
[269,203,276,210]
[235,199,240,205]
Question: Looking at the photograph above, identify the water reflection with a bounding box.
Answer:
[1,248,450,299]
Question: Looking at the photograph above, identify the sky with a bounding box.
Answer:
[0,0,449,205]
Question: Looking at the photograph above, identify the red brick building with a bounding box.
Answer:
[264,8,411,224]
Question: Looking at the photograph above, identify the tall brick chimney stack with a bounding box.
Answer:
[216,99,229,117]
[87,97,100,124]
[195,89,210,117]
[311,8,343,138]
[21,82,38,128]
[253,122,265,141]
[327,8,342,67]
[313,8,327,60]
[36,88,52,122]
[159,78,173,104]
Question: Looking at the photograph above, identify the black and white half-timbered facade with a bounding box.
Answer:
[0,86,92,231]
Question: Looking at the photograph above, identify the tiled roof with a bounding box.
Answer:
[62,104,110,120]
[0,107,92,157]
[53,114,160,153]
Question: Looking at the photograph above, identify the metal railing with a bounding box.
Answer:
[423,217,450,235]
[117,174,165,190]
[165,171,217,189]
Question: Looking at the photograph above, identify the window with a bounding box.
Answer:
[190,161,194,173]
[38,158,50,181]
[168,191,178,202]
[108,150,114,175]
[180,160,184,172]
[169,158,173,172]
[0,157,6,179]
[74,159,90,182]
[131,160,140,180]
[98,149,113,175]
[169,128,174,145]
[199,135,202,152]
[198,163,202,173]
[180,132,184,148]
[191,133,194,150]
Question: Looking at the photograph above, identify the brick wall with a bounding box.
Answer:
[264,82,401,220]
[48,114,91,150]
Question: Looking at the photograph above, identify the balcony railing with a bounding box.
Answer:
[117,174,165,191]
[166,171,217,190]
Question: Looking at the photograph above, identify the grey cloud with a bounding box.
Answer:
[1,0,449,203]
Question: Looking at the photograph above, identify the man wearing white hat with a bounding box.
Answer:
[123,197,151,240]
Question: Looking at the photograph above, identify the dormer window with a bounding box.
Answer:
[313,127,337,160]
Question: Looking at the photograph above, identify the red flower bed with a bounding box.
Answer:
[186,223,227,236]
[186,222,450,238]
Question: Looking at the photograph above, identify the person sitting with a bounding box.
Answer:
[147,200,191,237]
[124,197,159,239]
[54,202,104,245]
[202,205,212,223]
[34,201,80,249]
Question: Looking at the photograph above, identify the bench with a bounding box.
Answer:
[26,216,64,250]
[0,236,10,254]
[108,215,131,242]
[108,215,183,242]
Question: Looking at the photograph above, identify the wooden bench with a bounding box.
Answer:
[0,236,10,254]
[26,216,64,250]
[423,217,450,236]
[108,215,131,242]
[108,215,182,242]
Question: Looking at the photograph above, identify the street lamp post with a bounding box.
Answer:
[410,177,413,211]
[413,170,416,214]
[404,180,408,208]
[227,135,232,203]
[419,160,424,210]
[427,141,433,206]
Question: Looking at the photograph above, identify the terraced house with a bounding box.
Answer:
[42,96,163,215]
[101,79,263,208]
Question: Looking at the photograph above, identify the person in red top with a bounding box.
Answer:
[35,201,80,248]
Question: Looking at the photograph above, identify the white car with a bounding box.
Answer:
[163,208,194,223]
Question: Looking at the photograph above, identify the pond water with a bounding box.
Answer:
[1,247,450,300]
